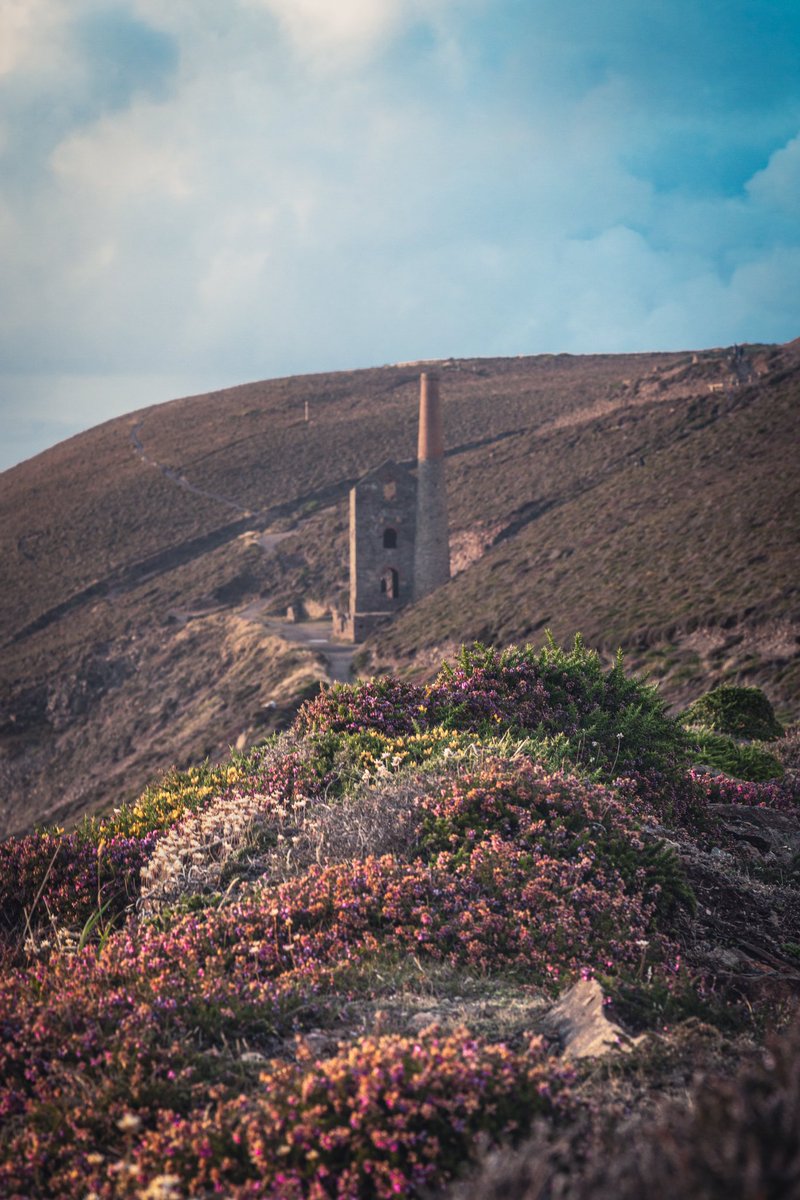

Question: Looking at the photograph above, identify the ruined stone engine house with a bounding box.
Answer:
[332,371,450,642]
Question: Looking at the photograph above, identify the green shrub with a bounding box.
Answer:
[691,729,784,781]
[293,635,690,785]
[682,685,784,741]
[432,635,690,782]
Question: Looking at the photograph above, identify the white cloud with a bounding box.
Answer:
[1,1,799,468]
[746,133,800,215]
[50,107,196,201]
[245,0,460,68]
[251,0,405,63]
[0,0,70,76]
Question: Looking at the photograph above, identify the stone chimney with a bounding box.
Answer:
[413,371,450,600]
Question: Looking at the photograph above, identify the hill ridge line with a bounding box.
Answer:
[7,377,767,649]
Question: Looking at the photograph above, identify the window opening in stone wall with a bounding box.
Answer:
[380,568,399,599]
[383,481,397,500]
[383,527,397,549]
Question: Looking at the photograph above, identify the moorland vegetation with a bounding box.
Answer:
[2,340,799,837]
[1,638,798,1198]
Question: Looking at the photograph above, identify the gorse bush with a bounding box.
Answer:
[347,726,485,780]
[79,759,247,843]
[690,728,784,781]
[682,684,785,742]
[681,683,786,782]
[296,636,690,785]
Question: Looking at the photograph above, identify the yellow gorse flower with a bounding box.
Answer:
[97,759,249,840]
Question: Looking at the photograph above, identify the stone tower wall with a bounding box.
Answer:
[413,371,450,600]
[349,461,416,634]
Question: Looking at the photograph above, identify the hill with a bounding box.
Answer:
[1,340,799,835]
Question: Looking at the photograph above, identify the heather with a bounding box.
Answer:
[4,342,799,847]
[126,1031,574,1199]
[450,1020,800,1200]
[300,636,691,784]
[430,639,689,786]
[0,828,157,949]
[0,639,798,1198]
[0,807,648,1194]
[1,741,331,943]
[687,769,799,813]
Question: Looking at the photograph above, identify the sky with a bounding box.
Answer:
[1,0,799,470]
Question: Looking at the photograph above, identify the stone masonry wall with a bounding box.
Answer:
[413,372,450,600]
[413,458,450,600]
[350,461,416,620]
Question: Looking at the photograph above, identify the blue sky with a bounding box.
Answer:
[1,0,799,470]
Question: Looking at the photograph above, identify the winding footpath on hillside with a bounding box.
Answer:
[239,606,358,683]
[11,346,765,661]
[126,347,764,689]
[131,420,361,684]
[130,422,256,517]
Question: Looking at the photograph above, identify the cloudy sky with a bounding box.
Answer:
[2,0,799,470]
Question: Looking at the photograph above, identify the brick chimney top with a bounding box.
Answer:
[417,371,444,462]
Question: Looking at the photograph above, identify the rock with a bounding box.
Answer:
[408,1010,442,1032]
[304,598,329,620]
[709,946,745,970]
[301,1030,336,1056]
[709,803,800,865]
[239,1051,268,1065]
[540,978,641,1060]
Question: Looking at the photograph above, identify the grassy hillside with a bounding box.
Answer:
[1,340,798,836]
[374,346,800,710]
[1,643,798,1198]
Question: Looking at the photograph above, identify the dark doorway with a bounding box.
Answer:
[383,528,397,549]
[380,568,399,599]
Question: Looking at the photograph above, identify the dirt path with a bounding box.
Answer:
[130,420,355,681]
[129,420,359,682]
[276,620,358,684]
[537,348,760,439]
[238,605,358,683]
[131,422,257,517]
